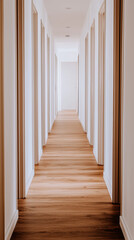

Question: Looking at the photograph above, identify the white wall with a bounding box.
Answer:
[23,0,55,186]
[57,50,78,62]
[103,0,114,198]
[79,0,114,198]
[33,0,55,136]
[79,1,134,239]
[50,35,55,129]
[24,0,34,194]
[33,0,47,159]
[120,1,134,239]
[3,1,18,239]
[2,0,55,238]
[56,50,78,112]
[61,62,78,111]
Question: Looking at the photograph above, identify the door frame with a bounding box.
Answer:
[98,2,106,165]
[77,55,79,115]
[0,0,5,238]
[90,20,95,146]
[119,0,124,209]
[47,36,50,133]
[32,4,39,164]
[112,0,123,203]
[55,54,58,117]
[85,34,89,133]
[41,21,45,146]
[17,0,26,198]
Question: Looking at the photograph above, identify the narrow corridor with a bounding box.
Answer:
[11,111,124,240]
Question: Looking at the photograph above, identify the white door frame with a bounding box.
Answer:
[77,55,79,115]
[90,21,95,146]
[41,21,45,146]
[47,36,50,133]
[55,55,58,117]
[0,0,5,238]
[98,2,106,165]
[85,34,89,132]
[32,4,39,164]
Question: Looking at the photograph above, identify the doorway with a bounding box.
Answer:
[98,3,106,165]
[85,34,88,132]
[41,22,45,146]
[90,21,95,146]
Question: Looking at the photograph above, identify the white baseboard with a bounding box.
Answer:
[40,147,43,161]
[26,169,34,195]
[87,132,90,142]
[103,171,112,199]
[5,210,18,240]
[80,121,86,133]
[50,120,54,131]
[93,147,98,164]
[120,216,133,240]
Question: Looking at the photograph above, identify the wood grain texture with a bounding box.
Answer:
[17,0,26,198]
[11,111,124,239]
[112,0,120,203]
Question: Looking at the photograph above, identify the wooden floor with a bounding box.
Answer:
[11,111,124,240]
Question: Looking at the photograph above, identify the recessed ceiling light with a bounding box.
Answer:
[66,7,71,10]
[65,34,70,38]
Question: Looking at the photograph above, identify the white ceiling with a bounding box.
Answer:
[43,0,90,43]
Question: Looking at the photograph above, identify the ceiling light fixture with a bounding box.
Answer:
[66,26,71,29]
[65,34,70,38]
[66,7,71,10]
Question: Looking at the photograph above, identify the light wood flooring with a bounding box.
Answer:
[11,111,124,240]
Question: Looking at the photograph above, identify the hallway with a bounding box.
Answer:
[11,111,124,240]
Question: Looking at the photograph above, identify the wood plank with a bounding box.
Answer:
[11,111,124,240]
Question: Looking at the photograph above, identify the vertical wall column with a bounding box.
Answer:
[120,1,134,239]
[4,0,18,238]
